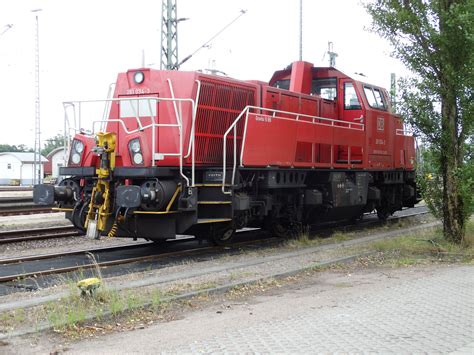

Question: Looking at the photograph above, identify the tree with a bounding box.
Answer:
[0,144,33,153]
[41,133,66,157]
[365,0,473,244]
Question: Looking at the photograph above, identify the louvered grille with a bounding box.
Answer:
[195,81,255,164]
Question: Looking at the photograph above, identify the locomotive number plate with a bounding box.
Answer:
[255,115,272,123]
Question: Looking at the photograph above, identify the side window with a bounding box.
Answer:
[363,86,388,110]
[364,87,378,107]
[373,88,386,109]
[344,83,361,110]
[312,78,337,100]
[273,79,290,90]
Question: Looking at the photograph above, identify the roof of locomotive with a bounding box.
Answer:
[268,61,386,91]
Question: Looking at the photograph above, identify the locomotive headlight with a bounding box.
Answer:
[69,139,85,165]
[128,138,144,165]
[134,71,144,84]
[130,140,141,153]
[71,153,81,164]
[74,140,84,153]
[133,152,143,165]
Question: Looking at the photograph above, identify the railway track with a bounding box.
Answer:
[0,226,80,244]
[0,196,54,216]
[0,206,429,290]
[0,186,33,192]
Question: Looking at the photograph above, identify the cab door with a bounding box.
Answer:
[339,79,364,124]
[337,79,365,163]
[363,86,393,169]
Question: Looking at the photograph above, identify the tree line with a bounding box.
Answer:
[0,133,66,157]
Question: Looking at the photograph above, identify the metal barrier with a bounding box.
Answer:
[396,128,414,136]
[61,80,202,188]
[222,106,365,194]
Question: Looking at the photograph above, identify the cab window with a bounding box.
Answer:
[344,83,361,110]
[273,79,290,90]
[373,88,386,109]
[363,86,387,110]
[312,78,337,100]
[120,98,157,118]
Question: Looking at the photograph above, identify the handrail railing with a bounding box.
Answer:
[396,128,413,136]
[222,106,365,194]
[63,94,199,187]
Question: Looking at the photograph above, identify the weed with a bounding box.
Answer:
[126,294,142,311]
[108,291,125,317]
[151,289,163,309]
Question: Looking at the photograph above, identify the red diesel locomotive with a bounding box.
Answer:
[34,61,418,244]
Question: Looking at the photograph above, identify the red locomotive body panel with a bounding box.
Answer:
[94,61,414,172]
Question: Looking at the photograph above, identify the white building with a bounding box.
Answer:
[45,147,67,178]
[0,152,48,186]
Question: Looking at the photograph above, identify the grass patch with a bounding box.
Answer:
[370,220,474,266]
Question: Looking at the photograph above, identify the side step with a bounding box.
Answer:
[197,218,232,224]
[196,184,233,220]
[198,201,232,205]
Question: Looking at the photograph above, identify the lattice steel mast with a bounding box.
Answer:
[160,0,179,70]
[32,9,42,185]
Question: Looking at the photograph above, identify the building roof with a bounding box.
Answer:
[46,146,67,158]
[0,152,48,163]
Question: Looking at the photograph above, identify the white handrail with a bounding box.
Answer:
[167,80,188,187]
[396,128,413,136]
[100,83,116,131]
[63,95,197,187]
[222,106,366,194]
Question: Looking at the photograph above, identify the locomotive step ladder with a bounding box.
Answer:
[194,183,233,224]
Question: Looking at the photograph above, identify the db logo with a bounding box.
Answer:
[377,117,385,131]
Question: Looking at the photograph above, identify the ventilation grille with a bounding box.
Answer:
[195,80,255,164]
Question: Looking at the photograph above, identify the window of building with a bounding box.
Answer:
[344,83,361,110]
[312,78,337,100]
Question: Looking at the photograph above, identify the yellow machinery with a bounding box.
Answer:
[85,132,116,239]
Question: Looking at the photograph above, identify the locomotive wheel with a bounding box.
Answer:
[351,212,365,225]
[271,219,302,239]
[210,223,236,246]
[376,208,390,221]
[151,240,167,247]
[72,200,89,233]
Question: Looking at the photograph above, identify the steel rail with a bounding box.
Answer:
[0,226,79,244]
[0,207,429,284]
[0,207,54,217]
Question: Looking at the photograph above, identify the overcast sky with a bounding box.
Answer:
[0,0,409,147]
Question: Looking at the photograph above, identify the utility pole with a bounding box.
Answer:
[390,73,397,112]
[299,0,302,61]
[160,0,179,70]
[327,41,338,67]
[32,9,42,185]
